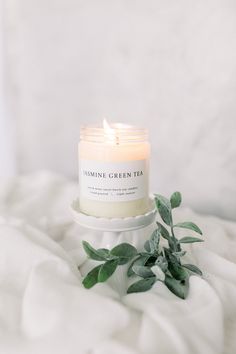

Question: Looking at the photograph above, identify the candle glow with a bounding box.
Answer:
[79,121,150,218]
[103,119,118,144]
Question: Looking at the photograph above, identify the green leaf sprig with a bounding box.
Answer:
[81,192,203,299]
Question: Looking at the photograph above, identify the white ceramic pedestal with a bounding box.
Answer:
[71,198,157,295]
[70,198,157,248]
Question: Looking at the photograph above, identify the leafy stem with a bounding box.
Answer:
[170,225,178,252]
[80,191,204,299]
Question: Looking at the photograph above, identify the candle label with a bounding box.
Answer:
[79,159,148,202]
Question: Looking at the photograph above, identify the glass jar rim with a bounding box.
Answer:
[80,123,148,144]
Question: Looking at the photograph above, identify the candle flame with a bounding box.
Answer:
[103,118,113,134]
[103,118,118,144]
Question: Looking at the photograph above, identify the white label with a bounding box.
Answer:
[79,159,148,202]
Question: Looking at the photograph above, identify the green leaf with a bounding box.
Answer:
[172,251,186,263]
[155,256,168,272]
[156,222,170,240]
[164,247,179,264]
[151,265,165,281]
[172,250,186,258]
[144,240,151,252]
[167,238,177,252]
[165,275,189,299]
[82,241,109,261]
[110,243,137,258]
[149,239,157,254]
[110,243,137,265]
[82,191,203,301]
[127,255,150,277]
[155,194,173,226]
[149,229,160,251]
[98,259,119,282]
[132,265,154,278]
[182,264,203,276]
[82,265,102,289]
[138,252,151,257]
[179,237,203,244]
[118,257,133,265]
[174,222,202,235]
[145,256,158,267]
[97,248,111,258]
[170,192,182,209]
[168,261,189,281]
[127,277,156,294]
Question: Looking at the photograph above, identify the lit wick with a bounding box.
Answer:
[103,118,119,145]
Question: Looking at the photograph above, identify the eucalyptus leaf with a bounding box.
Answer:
[82,241,109,261]
[149,240,156,254]
[168,261,189,281]
[127,255,150,277]
[170,192,182,209]
[174,222,202,235]
[167,238,176,252]
[156,222,170,240]
[110,243,137,258]
[150,229,160,250]
[144,240,151,252]
[179,237,203,244]
[164,247,179,264]
[110,243,137,264]
[96,248,111,258]
[82,265,102,289]
[98,259,119,282]
[155,194,173,226]
[139,252,151,257]
[172,250,186,259]
[82,190,203,300]
[182,264,203,276]
[165,275,189,299]
[151,265,165,281]
[155,256,168,272]
[127,277,156,294]
[117,257,133,265]
[132,265,154,278]
[145,256,158,267]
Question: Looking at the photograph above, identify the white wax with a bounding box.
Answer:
[79,136,150,218]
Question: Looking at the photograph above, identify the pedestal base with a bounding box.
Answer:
[70,198,157,232]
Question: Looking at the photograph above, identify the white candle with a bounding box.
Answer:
[78,120,150,218]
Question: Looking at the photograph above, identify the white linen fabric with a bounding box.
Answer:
[0,172,235,354]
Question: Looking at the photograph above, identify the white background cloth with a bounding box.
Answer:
[0,0,15,177]
[1,0,236,220]
[0,172,235,354]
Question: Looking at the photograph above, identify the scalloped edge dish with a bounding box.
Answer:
[70,198,157,232]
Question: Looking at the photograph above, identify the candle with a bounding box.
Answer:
[78,120,150,218]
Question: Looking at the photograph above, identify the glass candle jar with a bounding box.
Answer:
[78,121,150,218]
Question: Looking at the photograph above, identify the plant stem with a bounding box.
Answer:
[171,226,178,252]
